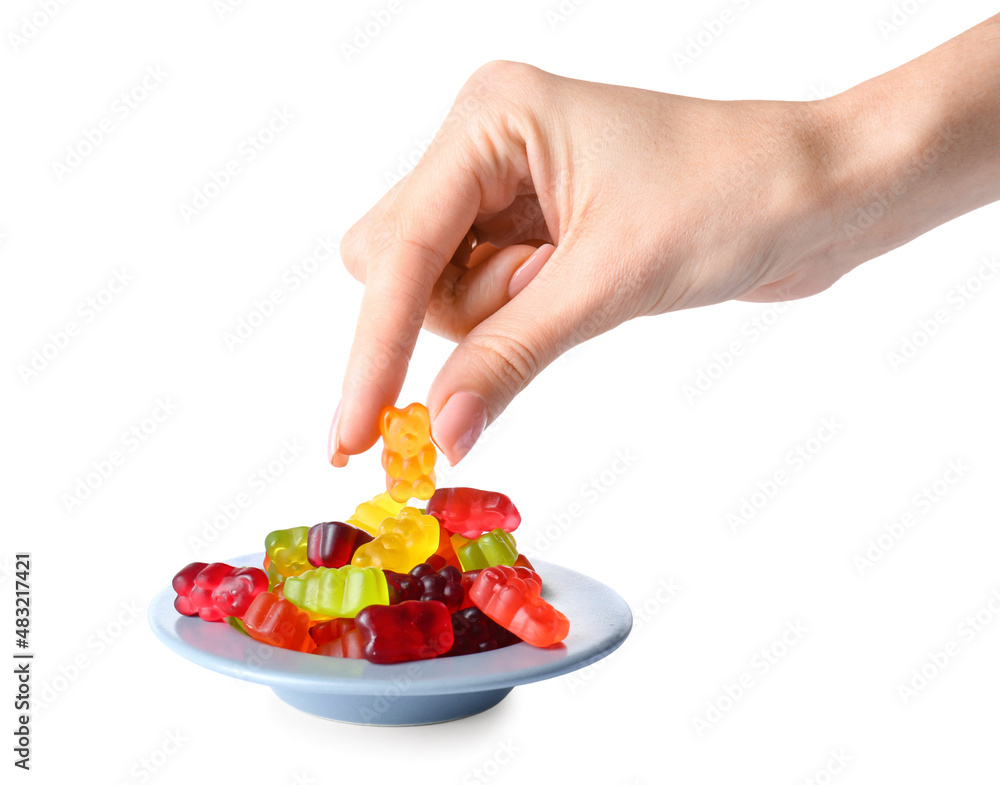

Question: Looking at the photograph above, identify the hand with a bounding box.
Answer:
[332,16,1000,466]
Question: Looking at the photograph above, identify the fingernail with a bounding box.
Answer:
[508,243,555,299]
[432,392,488,465]
[328,401,349,468]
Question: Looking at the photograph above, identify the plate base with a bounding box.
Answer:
[272,685,514,726]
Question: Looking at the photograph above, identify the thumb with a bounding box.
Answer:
[426,244,626,464]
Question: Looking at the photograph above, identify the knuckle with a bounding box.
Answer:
[452,61,545,125]
[468,60,542,92]
[339,225,365,280]
[395,231,447,272]
[468,332,540,397]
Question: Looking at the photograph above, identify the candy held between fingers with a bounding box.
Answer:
[380,402,437,502]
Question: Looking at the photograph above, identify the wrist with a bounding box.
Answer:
[810,82,944,264]
[808,17,1000,271]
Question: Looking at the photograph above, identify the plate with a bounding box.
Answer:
[148,553,632,725]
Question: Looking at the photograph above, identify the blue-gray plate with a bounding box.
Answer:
[148,553,631,725]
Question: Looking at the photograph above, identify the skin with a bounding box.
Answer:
[332,13,1000,467]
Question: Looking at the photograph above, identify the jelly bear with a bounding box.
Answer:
[172,562,268,621]
[307,521,373,568]
[283,565,390,619]
[346,492,405,535]
[242,591,315,652]
[351,507,440,573]
[445,607,522,656]
[426,487,521,539]
[456,530,518,571]
[470,565,569,648]
[264,526,311,580]
[380,403,437,502]
[354,600,454,663]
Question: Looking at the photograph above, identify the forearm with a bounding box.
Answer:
[817,13,1000,266]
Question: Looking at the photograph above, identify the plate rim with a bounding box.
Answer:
[148,553,632,697]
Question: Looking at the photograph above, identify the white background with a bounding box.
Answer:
[3,0,999,782]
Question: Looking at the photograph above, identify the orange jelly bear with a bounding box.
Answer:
[381,402,436,503]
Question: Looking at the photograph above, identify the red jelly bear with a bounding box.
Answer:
[307,521,374,568]
[172,562,268,621]
[310,619,365,658]
[461,565,540,609]
[242,592,315,652]
[469,565,568,648]
[354,601,454,664]
[426,487,521,540]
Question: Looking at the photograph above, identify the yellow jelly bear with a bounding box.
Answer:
[381,402,436,503]
[352,507,440,573]
[346,491,406,535]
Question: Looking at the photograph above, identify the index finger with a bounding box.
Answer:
[332,148,482,460]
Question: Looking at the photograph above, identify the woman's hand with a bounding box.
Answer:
[332,15,1000,465]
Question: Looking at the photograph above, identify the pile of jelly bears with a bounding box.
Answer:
[171,403,570,664]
